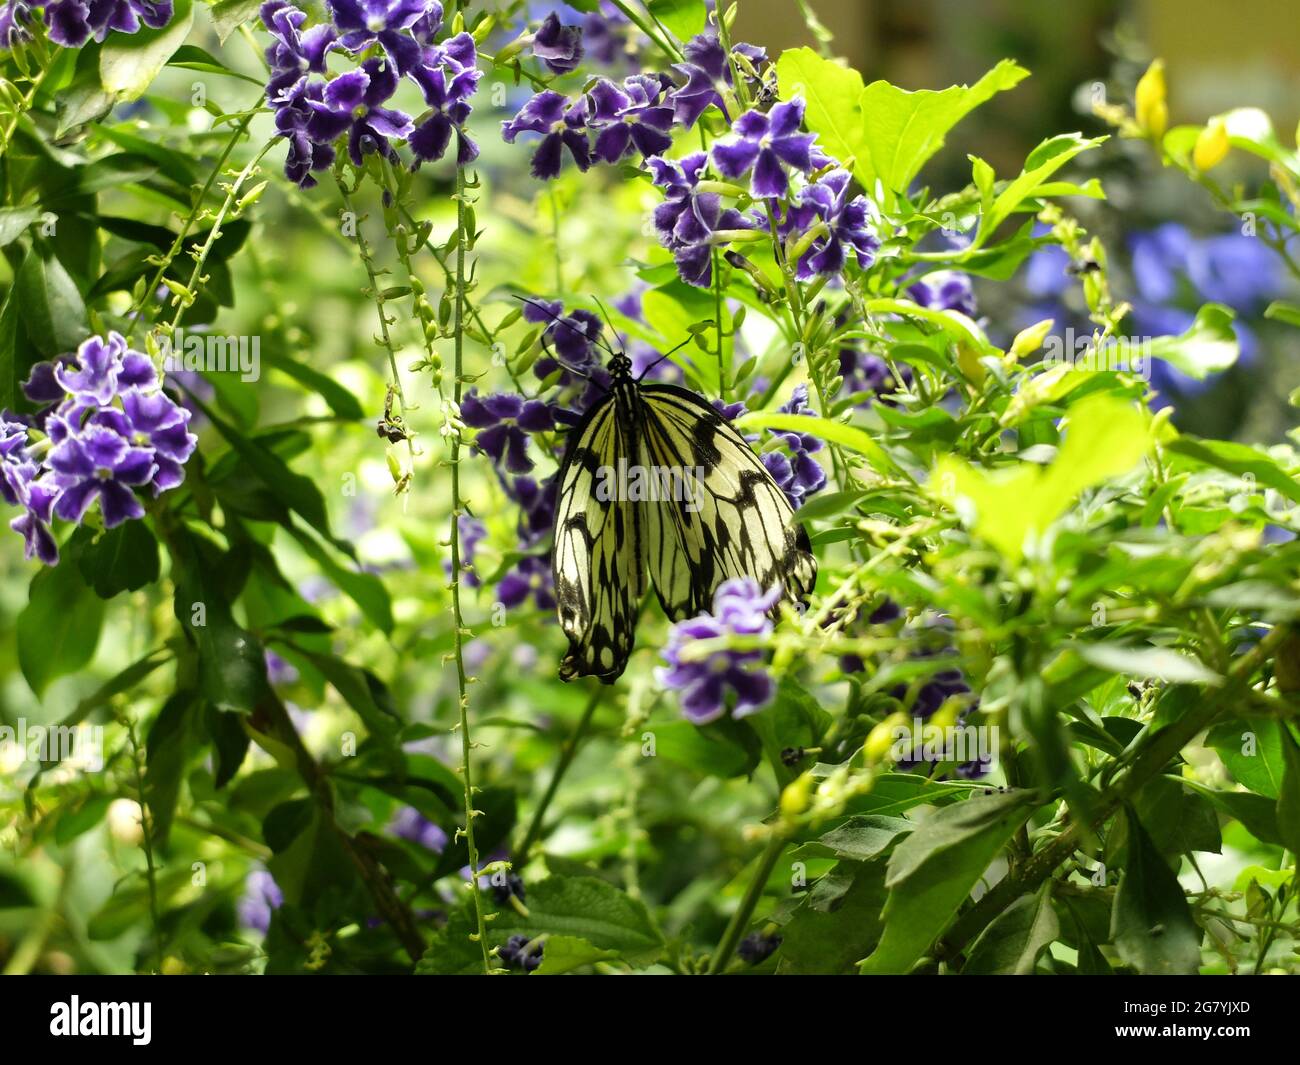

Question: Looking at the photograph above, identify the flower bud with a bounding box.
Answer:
[107,798,144,846]
[1008,318,1054,362]
[779,772,813,818]
[1193,118,1230,170]
[1135,59,1167,140]
[863,711,909,765]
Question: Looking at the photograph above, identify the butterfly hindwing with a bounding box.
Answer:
[637,383,816,621]
[551,383,646,681]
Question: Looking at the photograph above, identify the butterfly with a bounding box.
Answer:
[525,299,817,683]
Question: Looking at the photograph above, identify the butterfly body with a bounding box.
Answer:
[551,353,816,682]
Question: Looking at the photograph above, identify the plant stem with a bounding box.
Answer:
[515,685,605,863]
[448,164,493,974]
[708,834,786,974]
[122,716,162,973]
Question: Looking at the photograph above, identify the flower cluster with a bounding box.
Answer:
[1,332,197,566]
[502,31,765,181]
[498,933,543,972]
[657,577,780,725]
[0,0,32,48]
[761,385,826,509]
[261,0,482,188]
[649,151,757,287]
[44,0,172,49]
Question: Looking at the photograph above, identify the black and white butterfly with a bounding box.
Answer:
[529,300,817,683]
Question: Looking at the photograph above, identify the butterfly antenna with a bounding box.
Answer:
[635,336,694,382]
[591,296,626,356]
[513,294,619,362]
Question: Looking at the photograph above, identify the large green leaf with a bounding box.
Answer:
[14,244,89,357]
[18,557,105,699]
[962,883,1059,974]
[490,875,664,965]
[100,0,196,99]
[1145,303,1239,380]
[859,789,1034,973]
[777,860,890,974]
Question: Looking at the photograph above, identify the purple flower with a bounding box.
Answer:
[759,385,825,508]
[499,934,543,972]
[781,170,879,280]
[449,513,485,586]
[711,97,816,200]
[272,77,337,187]
[649,152,755,287]
[657,577,779,725]
[54,332,155,405]
[532,10,583,74]
[261,1,337,101]
[114,389,197,494]
[45,0,172,48]
[409,31,482,165]
[581,1,628,66]
[508,474,556,548]
[0,0,33,48]
[496,554,554,611]
[1,445,58,565]
[907,270,977,317]
[47,422,155,528]
[522,298,604,382]
[587,75,673,164]
[265,649,299,686]
[737,930,782,965]
[390,806,448,852]
[306,58,414,166]
[838,345,911,404]
[238,869,283,934]
[502,90,591,180]
[327,0,428,74]
[461,391,554,473]
[670,32,767,129]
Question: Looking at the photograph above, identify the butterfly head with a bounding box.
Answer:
[607,352,633,379]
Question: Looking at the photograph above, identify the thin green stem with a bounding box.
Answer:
[122,716,162,974]
[609,0,682,64]
[707,834,786,974]
[162,136,276,337]
[449,165,493,974]
[515,685,606,863]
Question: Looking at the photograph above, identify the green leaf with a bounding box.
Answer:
[18,559,105,699]
[735,411,902,477]
[1264,300,1300,329]
[649,718,754,777]
[1207,720,1287,798]
[145,690,200,847]
[533,934,620,975]
[776,48,868,179]
[933,393,1150,561]
[297,650,399,739]
[976,134,1107,245]
[14,244,89,357]
[647,0,706,43]
[77,521,160,599]
[208,0,264,43]
[962,884,1059,974]
[840,772,976,817]
[1109,805,1202,974]
[859,790,1034,973]
[1165,436,1300,504]
[166,43,265,85]
[53,794,114,844]
[1145,303,1239,379]
[779,51,1029,209]
[284,524,392,633]
[169,526,269,712]
[777,860,890,974]
[263,347,365,420]
[1275,723,1300,857]
[0,206,40,246]
[1075,643,1219,685]
[100,0,196,99]
[793,814,913,862]
[491,876,664,965]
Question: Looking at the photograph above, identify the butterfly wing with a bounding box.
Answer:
[551,385,646,682]
[636,383,817,620]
